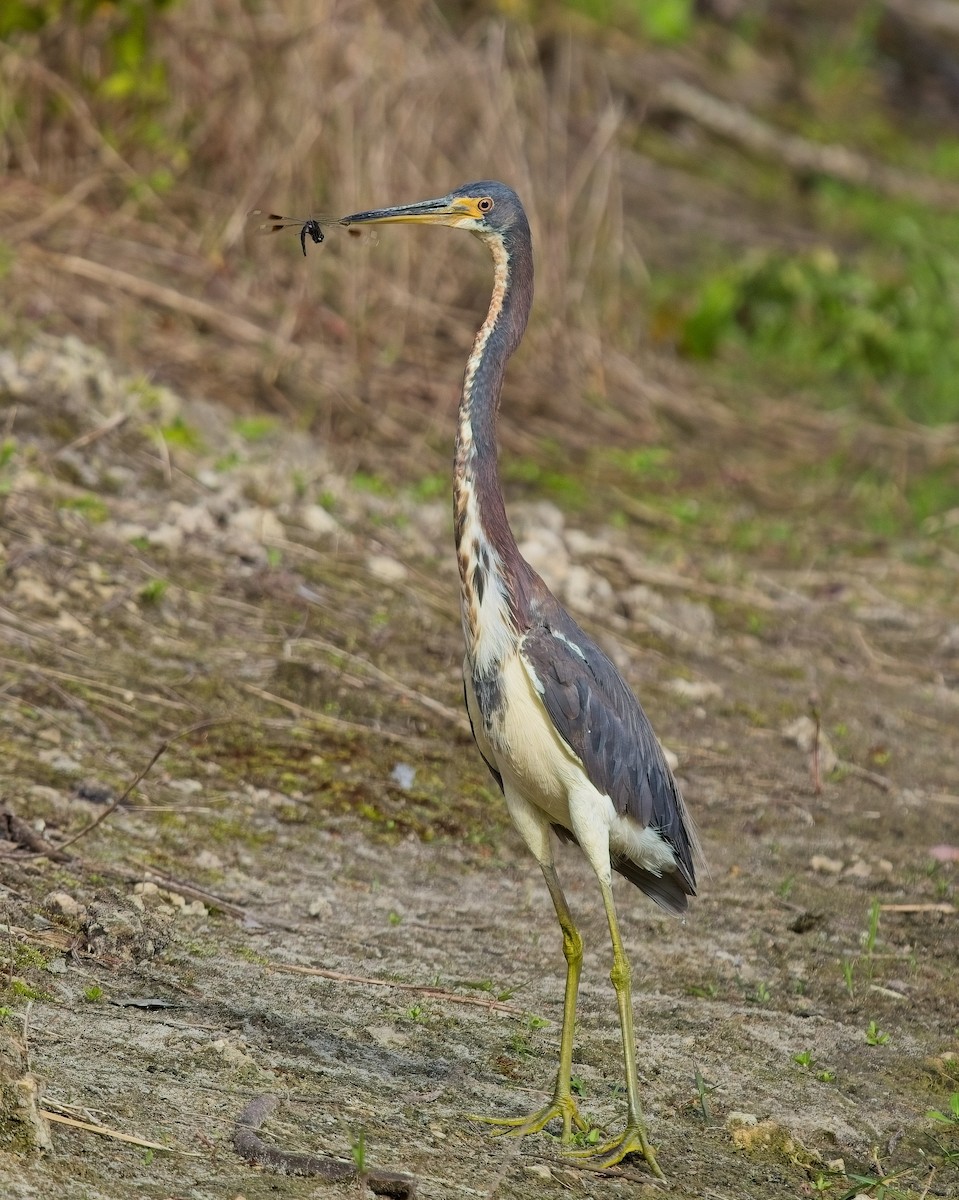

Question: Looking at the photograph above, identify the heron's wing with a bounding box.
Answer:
[521,604,697,899]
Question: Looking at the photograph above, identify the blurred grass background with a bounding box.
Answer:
[2,0,959,553]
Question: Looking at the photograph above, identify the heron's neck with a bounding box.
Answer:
[454,230,534,671]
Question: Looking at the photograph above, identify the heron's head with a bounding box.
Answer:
[340,181,528,242]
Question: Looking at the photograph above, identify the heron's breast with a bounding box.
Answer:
[479,652,585,825]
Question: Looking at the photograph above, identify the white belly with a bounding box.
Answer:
[465,650,679,883]
[490,652,581,824]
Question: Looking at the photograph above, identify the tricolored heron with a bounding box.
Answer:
[341,182,701,1177]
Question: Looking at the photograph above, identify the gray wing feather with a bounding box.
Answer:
[522,602,698,904]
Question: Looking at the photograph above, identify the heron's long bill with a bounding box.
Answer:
[339,193,484,228]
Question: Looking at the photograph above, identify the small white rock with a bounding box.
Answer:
[782,716,838,774]
[146,523,184,552]
[367,554,408,583]
[297,504,341,536]
[44,891,83,918]
[168,778,203,795]
[562,564,614,616]
[810,855,844,875]
[666,678,723,702]
[564,528,606,557]
[230,506,285,543]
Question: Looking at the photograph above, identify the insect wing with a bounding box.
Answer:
[249,210,333,255]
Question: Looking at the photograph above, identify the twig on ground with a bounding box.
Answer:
[880,903,955,915]
[4,171,106,245]
[809,694,823,797]
[55,410,129,457]
[25,245,300,356]
[241,682,436,747]
[837,759,896,793]
[266,960,526,1015]
[39,1109,201,1155]
[0,811,71,862]
[126,865,253,922]
[0,655,194,714]
[289,633,469,732]
[0,718,222,861]
[653,78,959,209]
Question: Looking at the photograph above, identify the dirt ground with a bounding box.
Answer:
[0,323,957,1200]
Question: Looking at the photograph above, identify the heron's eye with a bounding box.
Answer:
[477,196,494,213]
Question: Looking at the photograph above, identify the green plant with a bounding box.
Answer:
[635,0,694,43]
[694,1068,717,1123]
[570,1124,602,1148]
[0,437,16,498]
[58,495,109,523]
[350,1129,366,1173]
[675,241,959,426]
[863,898,881,955]
[233,416,278,442]
[139,578,168,604]
[84,984,104,1002]
[8,979,47,1001]
[794,1049,815,1069]
[841,957,856,997]
[352,471,393,496]
[865,1020,890,1046]
[510,1032,533,1057]
[605,445,676,482]
[411,472,447,501]
[159,417,202,451]
[926,1092,959,1124]
[747,980,771,1005]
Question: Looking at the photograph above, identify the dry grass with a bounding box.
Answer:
[0,0,654,452]
[1,0,956,501]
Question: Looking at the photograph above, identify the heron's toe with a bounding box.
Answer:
[469,1095,587,1143]
[566,1122,665,1179]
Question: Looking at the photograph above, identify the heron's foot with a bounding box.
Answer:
[567,1121,665,1179]
[468,1094,588,1144]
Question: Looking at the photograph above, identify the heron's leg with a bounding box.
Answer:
[469,797,589,1144]
[567,878,664,1178]
[539,861,584,1132]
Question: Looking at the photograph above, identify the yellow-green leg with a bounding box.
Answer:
[568,878,664,1178]
[470,862,588,1143]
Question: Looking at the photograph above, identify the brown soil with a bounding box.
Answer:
[0,323,956,1200]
